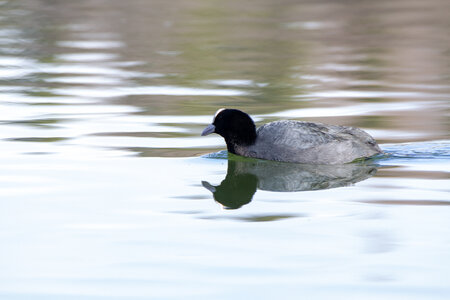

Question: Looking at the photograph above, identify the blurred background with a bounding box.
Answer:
[0,0,448,156]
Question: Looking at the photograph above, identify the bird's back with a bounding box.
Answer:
[239,120,381,164]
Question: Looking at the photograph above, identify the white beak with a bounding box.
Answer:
[201,124,215,136]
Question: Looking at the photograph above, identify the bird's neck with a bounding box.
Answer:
[226,133,257,155]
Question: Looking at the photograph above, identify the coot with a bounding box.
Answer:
[201,108,382,164]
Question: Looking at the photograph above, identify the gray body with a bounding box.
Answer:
[234,120,382,164]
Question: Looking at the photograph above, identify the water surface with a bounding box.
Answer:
[0,0,449,299]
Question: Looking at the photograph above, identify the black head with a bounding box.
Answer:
[201,108,257,154]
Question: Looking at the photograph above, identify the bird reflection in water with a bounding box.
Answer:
[202,157,378,209]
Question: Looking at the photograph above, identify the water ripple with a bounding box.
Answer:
[53,86,248,98]
[266,101,439,118]
[57,40,125,49]
[382,141,450,159]
[56,53,119,62]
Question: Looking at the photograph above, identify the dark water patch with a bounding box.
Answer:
[359,200,450,206]
[22,151,55,155]
[27,102,68,106]
[9,118,65,127]
[200,214,302,222]
[24,90,66,98]
[234,214,304,222]
[7,137,68,142]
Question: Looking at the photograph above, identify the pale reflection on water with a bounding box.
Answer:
[0,0,449,299]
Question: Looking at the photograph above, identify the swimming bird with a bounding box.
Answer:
[201,108,382,164]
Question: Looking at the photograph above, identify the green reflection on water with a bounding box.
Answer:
[8,137,68,142]
[202,156,378,209]
[172,1,310,113]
